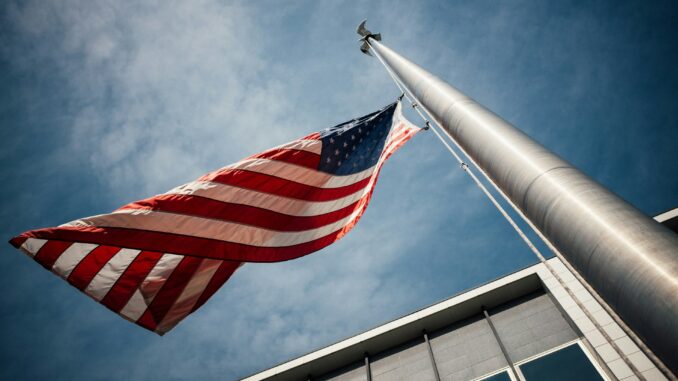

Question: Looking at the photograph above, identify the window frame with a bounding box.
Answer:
[471,367,516,381]
[513,339,609,381]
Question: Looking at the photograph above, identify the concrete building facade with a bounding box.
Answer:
[243,210,677,381]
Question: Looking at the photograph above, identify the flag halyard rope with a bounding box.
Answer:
[367,40,547,261]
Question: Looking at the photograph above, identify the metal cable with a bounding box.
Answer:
[367,40,547,262]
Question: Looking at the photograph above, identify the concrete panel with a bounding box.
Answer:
[316,361,365,381]
[489,292,577,362]
[370,339,435,381]
[429,315,507,380]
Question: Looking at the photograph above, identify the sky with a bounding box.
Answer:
[1,1,677,380]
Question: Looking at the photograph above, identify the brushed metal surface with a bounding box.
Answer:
[367,39,678,374]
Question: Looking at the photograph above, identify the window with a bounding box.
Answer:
[518,343,604,381]
[479,370,512,381]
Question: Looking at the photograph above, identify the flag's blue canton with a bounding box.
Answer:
[317,102,397,176]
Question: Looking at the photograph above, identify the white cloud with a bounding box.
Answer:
[7,0,299,198]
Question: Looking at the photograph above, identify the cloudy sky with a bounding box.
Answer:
[1,1,676,380]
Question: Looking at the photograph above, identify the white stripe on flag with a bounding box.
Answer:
[120,290,147,322]
[271,139,321,154]
[52,242,98,279]
[165,180,367,217]
[216,123,408,189]
[65,129,415,247]
[20,238,48,257]
[85,249,141,301]
[155,258,222,333]
[70,206,364,247]
[161,125,412,218]
[222,157,376,188]
[119,253,183,322]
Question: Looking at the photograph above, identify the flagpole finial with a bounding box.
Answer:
[356,20,381,56]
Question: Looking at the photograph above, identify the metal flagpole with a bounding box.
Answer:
[357,22,678,378]
[362,29,663,381]
[364,32,650,380]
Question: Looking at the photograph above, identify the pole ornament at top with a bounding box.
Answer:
[356,20,381,56]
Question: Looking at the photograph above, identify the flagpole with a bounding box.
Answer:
[358,23,678,377]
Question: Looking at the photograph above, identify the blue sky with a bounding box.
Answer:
[1,1,676,380]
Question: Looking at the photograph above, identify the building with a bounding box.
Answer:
[242,209,677,381]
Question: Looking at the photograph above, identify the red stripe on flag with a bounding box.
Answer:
[34,240,72,269]
[100,251,163,313]
[118,194,361,232]
[17,224,347,262]
[14,128,415,263]
[136,256,203,332]
[190,261,240,313]
[192,127,414,202]
[248,148,320,169]
[6,105,420,335]
[9,236,27,249]
[136,308,157,331]
[16,182,378,263]
[199,169,372,202]
[67,245,121,291]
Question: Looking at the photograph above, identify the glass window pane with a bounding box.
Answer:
[480,371,512,381]
[519,344,604,381]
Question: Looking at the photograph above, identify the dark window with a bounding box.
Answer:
[480,371,512,381]
[519,343,604,381]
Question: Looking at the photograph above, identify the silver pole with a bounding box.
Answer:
[360,26,678,374]
[365,36,651,379]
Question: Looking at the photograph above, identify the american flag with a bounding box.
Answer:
[9,101,420,334]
